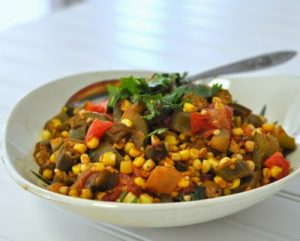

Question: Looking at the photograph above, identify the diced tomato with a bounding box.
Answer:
[85,99,108,113]
[190,105,233,136]
[102,188,122,202]
[264,152,290,179]
[85,118,113,142]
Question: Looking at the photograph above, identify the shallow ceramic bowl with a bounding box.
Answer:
[3,71,300,227]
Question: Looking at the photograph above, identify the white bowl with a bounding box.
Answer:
[3,71,300,227]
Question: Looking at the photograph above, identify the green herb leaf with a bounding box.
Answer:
[146,128,168,137]
[189,83,222,98]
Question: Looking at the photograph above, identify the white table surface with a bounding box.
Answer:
[1,0,300,240]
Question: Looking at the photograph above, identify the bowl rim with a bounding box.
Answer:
[3,70,300,211]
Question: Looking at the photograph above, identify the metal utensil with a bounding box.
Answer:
[66,50,297,106]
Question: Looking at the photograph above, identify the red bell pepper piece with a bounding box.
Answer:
[85,118,113,142]
[264,152,290,179]
[85,99,108,113]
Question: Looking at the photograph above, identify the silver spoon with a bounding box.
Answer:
[66,50,297,106]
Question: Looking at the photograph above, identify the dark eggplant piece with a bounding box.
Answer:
[230,103,252,120]
[130,129,145,148]
[122,110,149,135]
[85,170,118,191]
[273,125,296,150]
[89,143,123,166]
[50,137,64,151]
[170,111,191,135]
[104,123,130,144]
[252,132,280,169]
[56,143,81,171]
[245,114,265,127]
[232,171,261,193]
[216,160,252,181]
[145,142,168,162]
[34,140,52,167]
[69,124,88,140]
[209,128,230,153]
[175,161,188,172]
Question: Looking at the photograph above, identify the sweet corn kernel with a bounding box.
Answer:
[80,153,90,163]
[263,168,269,177]
[229,139,240,153]
[124,142,135,153]
[223,188,231,195]
[165,135,178,146]
[54,168,63,178]
[139,193,154,203]
[208,157,219,170]
[192,177,201,184]
[246,160,255,172]
[190,148,200,160]
[178,176,190,188]
[41,129,51,140]
[86,137,99,149]
[219,157,231,167]
[229,178,241,189]
[113,142,125,149]
[231,153,243,161]
[213,129,221,135]
[201,159,211,173]
[193,159,202,170]
[80,163,91,172]
[59,186,70,195]
[74,143,87,154]
[179,149,190,161]
[69,188,78,197]
[101,152,116,166]
[72,163,81,175]
[170,152,181,161]
[123,192,137,203]
[120,99,132,111]
[232,128,244,136]
[262,123,275,132]
[91,162,105,172]
[179,133,188,141]
[244,141,255,152]
[120,161,133,174]
[121,118,133,128]
[49,153,56,163]
[270,166,283,178]
[51,118,62,128]
[129,147,142,157]
[80,188,93,199]
[96,192,106,200]
[214,176,227,188]
[42,168,53,180]
[168,145,179,152]
[179,143,187,150]
[198,147,208,158]
[183,102,197,112]
[133,156,145,167]
[171,191,179,198]
[61,130,69,138]
[212,97,224,109]
[143,159,156,171]
[134,177,146,189]
[124,154,131,161]
[183,195,192,201]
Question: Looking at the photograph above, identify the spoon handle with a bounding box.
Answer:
[186,50,297,83]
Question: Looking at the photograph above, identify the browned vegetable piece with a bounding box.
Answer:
[233,171,261,193]
[230,103,252,120]
[145,142,168,162]
[273,125,296,150]
[182,92,208,110]
[50,137,64,151]
[68,114,86,129]
[113,101,122,122]
[104,123,130,144]
[252,132,280,169]
[122,109,149,135]
[214,89,232,105]
[85,170,118,191]
[145,166,182,195]
[56,142,81,171]
[81,111,110,121]
[216,160,252,181]
[89,142,123,165]
[209,128,230,153]
[202,181,221,198]
[130,130,145,148]
[245,114,265,127]
[170,111,191,135]
[34,140,52,166]
[69,124,88,140]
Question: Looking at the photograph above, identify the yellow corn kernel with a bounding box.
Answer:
[219,157,231,167]
[212,97,224,109]
[124,154,131,162]
[246,160,255,172]
[214,176,227,188]
[183,102,197,112]
[263,168,269,177]
[165,135,178,146]
[113,142,125,149]
[133,156,145,167]
[92,162,105,172]
[129,147,142,157]
[198,147,207,159]
[124,142,135,153]
[134,177,146,189]
[190,148,200,160]
[262,123,275,132]
[139,193,154,203]
[143,159,156,171]
[42,168,53,180]
[170,152,181,161]
[80,153,90,163]
[208,157,219,170]
[244,141,255,152]
[232,153,243,161]
[80,188,93,199]
[51,118,62,128]
[229,139,240,153]
[179,133,188,141]
[213,129,221,136]
[49,153,56,163]
[179,143,187,150]
[120,99,132,111]
[120,161,133,174]
[61,130,69,138]
[59,186,70,195]
[201,159,211,173]
[101,152,116,166]
[183,195,192,201]
[229,178,241,189]
[193,159,202,170]
[223,188,231,195]
[206,151,214,159]
[121,118,133,128]
[171,191,179,198]
[232,128,244,136]
[69,188,79,197]
[192,177,201,184]
[179,149,190,161]
[270,166,283,178]
[74,143,87,154]
[54,168,63,178]
[86,137,99,149]
[41,129,51,140]
[123,192,137,203]
[80,163,92,172]
[72,163,81,175]
[96,192,106,200]
[178,176,190,188]
[168,145,179,152]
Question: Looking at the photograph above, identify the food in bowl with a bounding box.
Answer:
[33,73,296,203]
